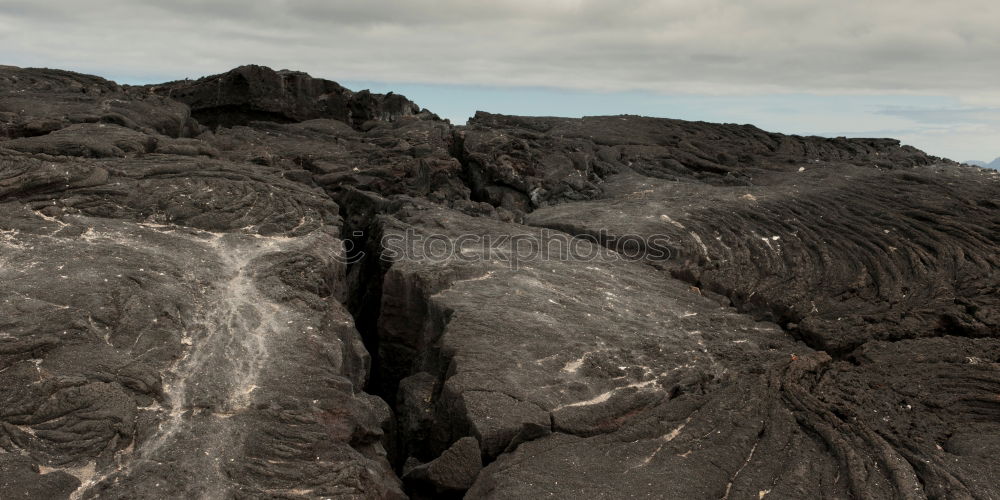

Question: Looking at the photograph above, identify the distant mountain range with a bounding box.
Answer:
[966,157,1000,169]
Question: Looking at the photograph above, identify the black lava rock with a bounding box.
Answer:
[1,64,997,500]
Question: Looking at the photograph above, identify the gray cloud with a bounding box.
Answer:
[1,0,998,99]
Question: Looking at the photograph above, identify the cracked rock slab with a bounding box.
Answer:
[361,198,798,462]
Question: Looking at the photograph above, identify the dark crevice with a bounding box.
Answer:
[337,191,391,402]
[335,189,480,497]
[448,129,489,205]
[332,187,572,497]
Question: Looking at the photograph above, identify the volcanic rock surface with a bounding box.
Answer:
[1,65,998,499]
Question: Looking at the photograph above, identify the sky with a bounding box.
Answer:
[2,0,998,162]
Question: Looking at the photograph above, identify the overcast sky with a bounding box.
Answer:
[2,0,998,161]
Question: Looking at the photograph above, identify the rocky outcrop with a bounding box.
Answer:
[0,66,198,139]
[455,112,943,215]
[1,64,998,499]
[0,66,405,498]
[143,65,431,130]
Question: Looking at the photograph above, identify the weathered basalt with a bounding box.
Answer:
[456,112,943,214]
[527,153,998,354]
[1,64,998,499]
[144,65,432,130]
